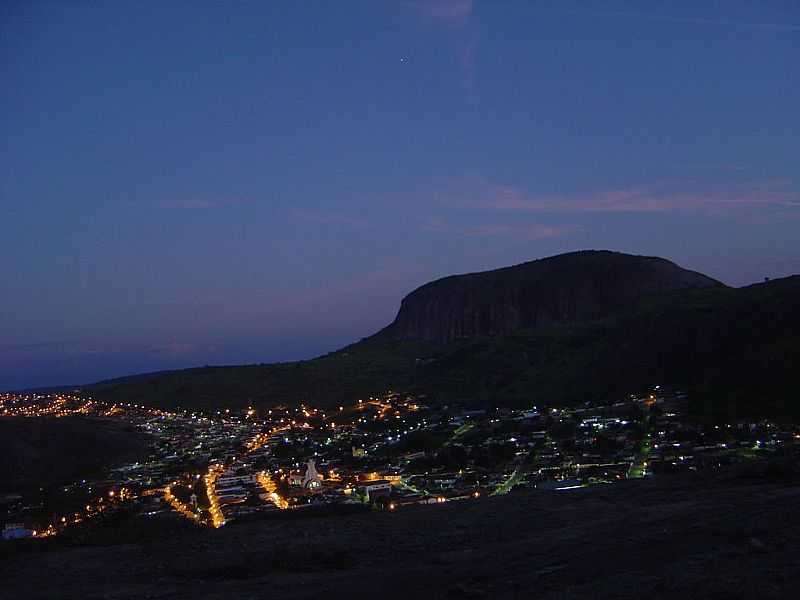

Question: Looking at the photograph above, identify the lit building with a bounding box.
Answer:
[2,523,33,540]
[356,480,392,501]
[289,459,323,489]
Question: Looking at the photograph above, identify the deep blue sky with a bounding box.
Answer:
[2,1,798,389]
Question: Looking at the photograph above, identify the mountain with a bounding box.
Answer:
[84,251,800,418]
[381,250,722,342]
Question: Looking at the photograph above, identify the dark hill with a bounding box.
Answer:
[382,250,722,342]
[5,475,800,599]
[396,275,800,418]
[83,253,800,418]
[0,417,152,493]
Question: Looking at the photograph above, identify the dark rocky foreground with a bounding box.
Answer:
[3,474,800,599]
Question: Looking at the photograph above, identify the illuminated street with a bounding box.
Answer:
[2,389,799,539]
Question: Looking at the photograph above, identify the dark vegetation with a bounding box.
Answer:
[0,417,152,492]
[87,275,800,419]
[85,252,800,419]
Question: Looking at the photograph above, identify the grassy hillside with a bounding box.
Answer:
[87,276,800,418]
[408,276,800,418]
[0,417,152,492]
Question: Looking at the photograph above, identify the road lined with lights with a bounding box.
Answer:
[163,482,202,524]
[31,487,135,538]
[256,471,289,510]
[204,464,226,528]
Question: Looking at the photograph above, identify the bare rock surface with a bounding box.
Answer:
[3,475,800,599]
[385,251,721,342]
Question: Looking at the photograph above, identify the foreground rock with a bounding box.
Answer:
[3,474,799,599]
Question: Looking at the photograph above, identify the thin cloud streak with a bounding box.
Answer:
[442,179,800,216]
[148,341,196,359]
[408,0,473,27]
[422,217,579,241]
[159,198,251,210]
[292,209,370,229]
[160,200,219,209]
[0,339,83,351]
[404,0,477,96]
[563,8,800,32]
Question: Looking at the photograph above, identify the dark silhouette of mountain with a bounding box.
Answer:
[381,250,721,342]
[83,251,800,418]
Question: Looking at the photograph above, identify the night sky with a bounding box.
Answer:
[2,1,798,389]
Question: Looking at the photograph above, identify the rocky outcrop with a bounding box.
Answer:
[384,251,722,342]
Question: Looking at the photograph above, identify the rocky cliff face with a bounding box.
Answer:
[384,251,722,342]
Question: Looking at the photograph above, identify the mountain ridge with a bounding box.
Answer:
[67,251,799,418]
[380,250,722,342]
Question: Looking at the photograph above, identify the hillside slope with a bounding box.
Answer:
[0,417,151,492]
[85,255,800,418]
[4,475,800,599]
[401,275,800,417]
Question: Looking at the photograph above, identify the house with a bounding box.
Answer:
[356,480,392,501]
[2,523,32,540]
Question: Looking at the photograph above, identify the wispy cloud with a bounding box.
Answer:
[0,339,112,360]
[422,217,578,241]
[0,339,82,352]
[160,200,218,209]
[148,341,195,359]
[292,209,370,229]
[563,8,800,32]
[404,0,478,96]
[159,198,251,210]
[409,0,473,27]
[438,178,800,217]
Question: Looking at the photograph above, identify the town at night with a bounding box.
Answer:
[3,1,799,597]
[3,388,799,541]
